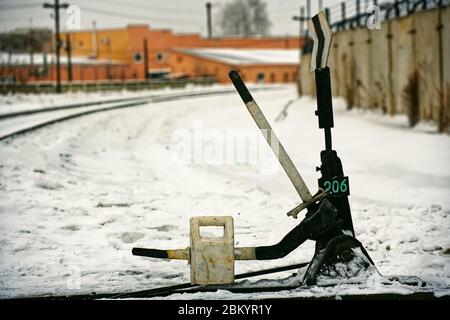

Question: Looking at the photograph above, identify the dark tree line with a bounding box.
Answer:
[0,28,52,53]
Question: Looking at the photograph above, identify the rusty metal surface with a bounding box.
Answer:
[190,216,235,285]
[167,248,190,260]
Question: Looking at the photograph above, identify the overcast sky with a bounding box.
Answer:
[0,0,375,36]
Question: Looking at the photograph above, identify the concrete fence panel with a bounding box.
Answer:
[439,6,450,131]
[352,27,372,109]
[412,9,441,123]
[328,32,340,97]
[298,6,450,131]
[369,23,391,113]
[389,15,415,116]
[338,30,355,107]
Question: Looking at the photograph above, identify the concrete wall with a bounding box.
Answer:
[299,6,450,131]
[443,7,450,131]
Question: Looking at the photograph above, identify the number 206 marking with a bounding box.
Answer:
[323,177,348,195]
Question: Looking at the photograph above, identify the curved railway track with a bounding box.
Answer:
[0,86,282,141]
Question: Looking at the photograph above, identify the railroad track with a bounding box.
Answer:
[0,86,283,141]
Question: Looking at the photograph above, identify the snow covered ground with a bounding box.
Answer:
[0,83,276,115]
[0,85,449,299]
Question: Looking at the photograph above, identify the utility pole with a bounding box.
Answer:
[27,32,34,75]
[292,5,307,95]
[292,6,307,41]
[43,0,69,93]
[143,38,149,81]
[66,33,72,82]
[292,6,306,60]
[28,18,34,77]
[293,0,310,38]
[43,51,48,77]
[306,0,311,23]
[91,20,98,58]
[341,2,346,21]
[107,36,112,80]
[206,2,212,39]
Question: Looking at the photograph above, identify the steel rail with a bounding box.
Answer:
[0,86,284,141]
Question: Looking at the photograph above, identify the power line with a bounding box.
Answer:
[0,0,42,2]
[80,5,201,26]
[81,0,204,15]
[0,14,50,22]
[43,0,69,93]
[0,3,41,10]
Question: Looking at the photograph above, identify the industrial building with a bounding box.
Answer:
[0,24,303,84]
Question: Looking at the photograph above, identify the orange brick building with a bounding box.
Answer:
[1,24,303,84]
[170,48,300,83]
[0,52,127,84]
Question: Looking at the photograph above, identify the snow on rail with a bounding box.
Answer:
[0,85,288,140]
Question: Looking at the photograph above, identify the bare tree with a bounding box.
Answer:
[249,0,271,35]
[218,0,271,37]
